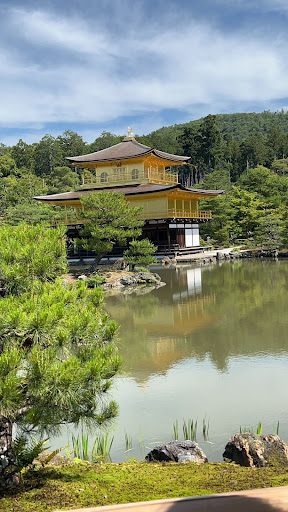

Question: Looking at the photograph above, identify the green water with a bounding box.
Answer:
[103,260,288,462]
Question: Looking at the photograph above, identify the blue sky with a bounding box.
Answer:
[1,0,288,146]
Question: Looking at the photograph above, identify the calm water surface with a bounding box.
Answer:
[103,260,288,462]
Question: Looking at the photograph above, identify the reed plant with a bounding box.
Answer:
[172,418,211,442]
[72,430,114,462]
[202,417,210,441]
[273,421,280,435]
[239,421,280,436]
[183,419,197,441]
[72,431,89,460]
[124,432,133,452]
[173,420,179,440]
[92,433,114,462]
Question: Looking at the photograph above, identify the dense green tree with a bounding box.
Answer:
[34,135,62,176]
[56,130,86,160]
[0,224,121,489]
[0,144,8,157]
[0,155,18,177]
[240,135,273,171]
[196,115,223,171]
[87,131,122,153]
[177,127,202,185]
[123,239,157,270]
[238,166,288,208]
[200,194,234,246]
[4,201,57,226]
[46,166,80,193]
[267,125,285,160]
[254,214,284,250]
[271,158,288,175]
[11,140,35,171]
[197,168,232,191]
[229,186,268,239]
[77,191,143,267]
[0,174,47,212]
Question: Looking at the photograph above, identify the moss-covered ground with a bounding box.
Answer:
[1,460,288,512]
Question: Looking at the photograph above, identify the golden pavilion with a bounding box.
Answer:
[34,131,223,255]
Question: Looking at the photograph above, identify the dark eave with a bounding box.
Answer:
[34,183,223,202]
[66,138,190,164]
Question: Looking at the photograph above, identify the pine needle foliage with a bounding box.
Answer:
[0,280,121,432]
[0,224,121,489]
[123,239,157,271]
[0,223,67,295]
[76,191,144,266]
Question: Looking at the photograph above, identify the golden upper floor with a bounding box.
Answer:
[66,136,190,187]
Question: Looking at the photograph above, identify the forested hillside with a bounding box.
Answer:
[1,111,288,247]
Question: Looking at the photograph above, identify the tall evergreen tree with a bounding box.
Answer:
[0,224,121,490]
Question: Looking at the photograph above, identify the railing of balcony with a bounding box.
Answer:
[52,209,212,226]
[82,168,178,186]
[167,209,212,219]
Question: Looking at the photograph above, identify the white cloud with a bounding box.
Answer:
[0,4,288,138]
[215,0,288,14]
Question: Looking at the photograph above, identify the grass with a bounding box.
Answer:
[2,460,288,511]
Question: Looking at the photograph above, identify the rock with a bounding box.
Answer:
[162,255,171,265]
[119,276,137,286]
[223,433,288,467]
[113,259,128,270]
[78,274,88,281]
[145,441,208,464]
[134,272,161,284]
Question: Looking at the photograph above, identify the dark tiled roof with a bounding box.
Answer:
[66,139,190,164]
[34,183,223,202]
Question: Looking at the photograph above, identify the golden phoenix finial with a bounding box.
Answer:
[127,127,134,137]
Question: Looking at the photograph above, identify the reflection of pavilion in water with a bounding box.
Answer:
[106,266,218,383]
[107,262,288,384]
[133,267,217,336]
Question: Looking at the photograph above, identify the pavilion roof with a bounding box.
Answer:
[66,138,190,164]
[34,183,223,202]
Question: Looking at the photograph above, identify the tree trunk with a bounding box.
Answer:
[0,415,20,491]
[89,253,105,273]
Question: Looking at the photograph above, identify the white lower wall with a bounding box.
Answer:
[185,223,199,247]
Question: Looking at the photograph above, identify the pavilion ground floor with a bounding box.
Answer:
[66,218,210,259]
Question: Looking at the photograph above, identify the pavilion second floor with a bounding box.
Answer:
[34,183,223,225]
[79,160,179,187]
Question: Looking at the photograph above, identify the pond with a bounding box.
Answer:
[103,259,288,462]
[56,259,288,462]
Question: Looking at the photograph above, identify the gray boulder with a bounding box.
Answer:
[119,276,137,286]
[135,272,161,284]
[223,433,288,467]
[145,441,208,464]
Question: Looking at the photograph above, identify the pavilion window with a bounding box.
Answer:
[132,168,139,180]
[100,172,108,183]
[113,167,126,180]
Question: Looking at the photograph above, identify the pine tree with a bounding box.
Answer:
[77,191,144,268]
[0,224,121,490]
[123,239,157,271]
